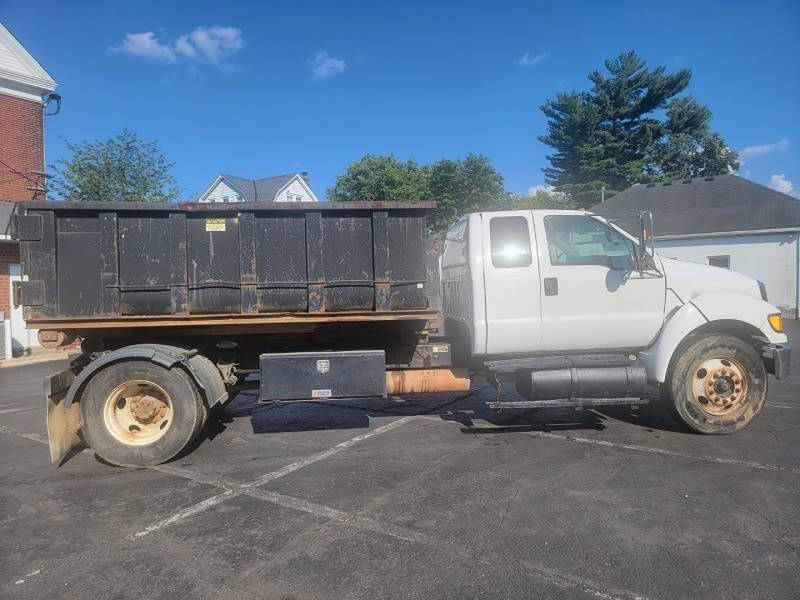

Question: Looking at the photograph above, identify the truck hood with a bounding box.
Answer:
[658,256,762,303]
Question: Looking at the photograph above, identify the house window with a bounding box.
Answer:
[221,196,229,203]
[708,255,730,269]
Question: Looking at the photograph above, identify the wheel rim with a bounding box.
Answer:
[103,380,173,446]
[691,356,749,417]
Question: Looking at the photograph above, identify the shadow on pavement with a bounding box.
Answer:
[200,384,693,440]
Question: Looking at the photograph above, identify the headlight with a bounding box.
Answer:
[757,281,768,301]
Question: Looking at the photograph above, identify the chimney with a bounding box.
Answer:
[301,171,310,186]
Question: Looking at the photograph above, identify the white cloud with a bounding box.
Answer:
[115,32,175,62]
[514,51,550,67]
[176,26,244,65]
[739,138,790,159]
[309,51,347,79]
[768,174,796,196]
[528,184,554,196]
[174,35,197,60]
[113,26,244,69]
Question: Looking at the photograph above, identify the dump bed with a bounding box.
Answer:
[11,201,439,332]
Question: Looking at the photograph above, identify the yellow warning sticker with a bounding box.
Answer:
[205,218,226,232]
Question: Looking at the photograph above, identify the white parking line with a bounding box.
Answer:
[524,430,800,474]
[154,464,648,598]
[767,403,796,409]
[249,416,416,486]
[128,490,237,539]
[0,406,39,414]
[0,422,653,599]
[155,463,429,542]
[130,416,418,539]
[0,424,48,445]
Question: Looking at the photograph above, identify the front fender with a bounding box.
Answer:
[690,293,787,345]
[639,292,787,383]
[638,302,707,382]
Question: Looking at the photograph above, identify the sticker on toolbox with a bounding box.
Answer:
[312,389,332,398]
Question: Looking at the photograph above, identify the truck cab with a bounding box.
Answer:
[441,209,789,434]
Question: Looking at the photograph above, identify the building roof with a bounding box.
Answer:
[221,173,297,202]
[593,174,800,238]
[0,200,18,238]
[0,22,57,102]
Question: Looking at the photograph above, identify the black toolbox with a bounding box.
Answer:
[259,350,386,402]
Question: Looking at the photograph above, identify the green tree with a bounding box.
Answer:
[539,51,739,206]
[495,187,579,211]
[326,154,431,202]
[428,154,505,235]
[328,153,506,239]
[50,129,181,202]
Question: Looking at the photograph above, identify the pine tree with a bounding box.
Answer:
[539,51,739,206]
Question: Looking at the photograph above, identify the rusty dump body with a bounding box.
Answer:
[11,201,442,345]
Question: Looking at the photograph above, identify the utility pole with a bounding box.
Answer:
[601,186,605,203]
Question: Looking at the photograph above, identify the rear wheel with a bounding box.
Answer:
[668,334,766,434]
[80,360,204,467]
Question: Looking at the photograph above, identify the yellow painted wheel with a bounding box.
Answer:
[103,380,174,446]
[691,357,749,417]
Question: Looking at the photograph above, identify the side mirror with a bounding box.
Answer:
[637,210,656,273]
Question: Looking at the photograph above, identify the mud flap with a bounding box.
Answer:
[45,369,82,464]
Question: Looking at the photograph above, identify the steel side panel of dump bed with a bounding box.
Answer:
[14,202,434,323]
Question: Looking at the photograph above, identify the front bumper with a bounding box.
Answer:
[763,344,791,379]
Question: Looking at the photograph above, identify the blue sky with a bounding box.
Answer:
[4,0,799,200]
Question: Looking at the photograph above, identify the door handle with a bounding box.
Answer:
[544,277,558,296]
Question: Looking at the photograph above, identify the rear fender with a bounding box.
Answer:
[64,344,228,409]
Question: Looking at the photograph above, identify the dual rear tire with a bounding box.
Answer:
[80,360,209,467]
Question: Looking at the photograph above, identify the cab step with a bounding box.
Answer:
[484,354,636,372]
[486,397,648,410]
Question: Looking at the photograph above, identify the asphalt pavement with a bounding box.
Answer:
[1,325,798,599]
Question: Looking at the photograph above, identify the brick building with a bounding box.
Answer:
[0,22,57,355]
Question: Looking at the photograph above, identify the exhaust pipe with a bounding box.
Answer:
[386,368,471,394]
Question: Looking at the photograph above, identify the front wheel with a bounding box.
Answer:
[80,360,205,467]
[668,333,767,434]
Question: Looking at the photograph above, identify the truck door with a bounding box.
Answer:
[533,213,665,351]
[482,212,543,354]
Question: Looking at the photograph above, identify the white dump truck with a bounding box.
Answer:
[12,202,789,467]
[439,209,789,434]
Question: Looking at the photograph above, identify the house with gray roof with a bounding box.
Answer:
[197,172,318,204]
[593,174,800,316]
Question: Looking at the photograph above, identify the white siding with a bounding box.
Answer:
[655,232,798,314]
[201,180,243,203]
[275,178,315,202]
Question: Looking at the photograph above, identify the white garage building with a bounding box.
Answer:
[594,175,800,317]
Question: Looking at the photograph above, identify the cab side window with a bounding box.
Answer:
[544,215,634,270]
[442,217,468,267]
[490,216,532,268]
